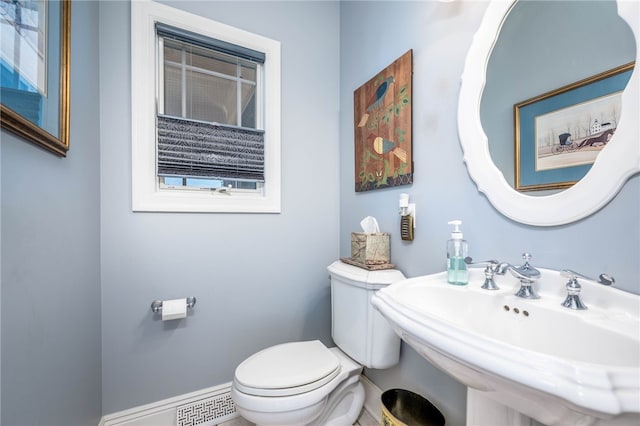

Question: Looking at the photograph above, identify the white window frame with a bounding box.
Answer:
[131,0,281,213]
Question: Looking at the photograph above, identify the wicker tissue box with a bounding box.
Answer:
[350,232,390,265]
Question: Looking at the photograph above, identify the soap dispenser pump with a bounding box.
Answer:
[447,220,468,285]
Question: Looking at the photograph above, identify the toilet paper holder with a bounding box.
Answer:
[150,297,197,314]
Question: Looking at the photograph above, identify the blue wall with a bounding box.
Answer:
[339,1,638,425]
[98,0,341,414]
[1,2,102,425]
[1,1,637,425]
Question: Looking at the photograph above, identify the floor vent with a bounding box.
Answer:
[176,391,236,426]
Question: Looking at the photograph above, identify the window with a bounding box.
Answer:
[131,0,281,212]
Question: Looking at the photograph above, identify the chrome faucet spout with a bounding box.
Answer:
[510,253,541,299]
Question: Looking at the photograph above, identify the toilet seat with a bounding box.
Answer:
[233,340,341,397]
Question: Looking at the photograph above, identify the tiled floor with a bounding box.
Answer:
[217,417,252,426]
[218,407,378,426]
[354,407,378,426]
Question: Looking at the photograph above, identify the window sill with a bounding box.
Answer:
[132,187,280,213]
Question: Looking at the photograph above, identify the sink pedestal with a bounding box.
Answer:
[467,390,530,426]
[467,389,640,426]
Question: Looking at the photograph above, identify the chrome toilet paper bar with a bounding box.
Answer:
[150,297,197,314]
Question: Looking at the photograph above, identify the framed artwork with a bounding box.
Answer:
[514,62,634,191]
[0,0,71,156]
[354,50,412,192]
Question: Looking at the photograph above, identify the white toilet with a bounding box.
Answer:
[230,260,405,426]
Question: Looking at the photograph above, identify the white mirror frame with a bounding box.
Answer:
[458,0,639,226]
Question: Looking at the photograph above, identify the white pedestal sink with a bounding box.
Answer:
[371,268,640,426]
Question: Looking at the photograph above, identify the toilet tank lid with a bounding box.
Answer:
[328,261,405,289]
[234,340,340,390]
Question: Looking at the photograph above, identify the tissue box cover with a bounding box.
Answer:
[351,232,390,265]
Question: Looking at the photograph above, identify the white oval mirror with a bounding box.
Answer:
[458,0,639,226]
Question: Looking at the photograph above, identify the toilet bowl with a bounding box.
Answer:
[231,261,405,426]
[231,341,364,426]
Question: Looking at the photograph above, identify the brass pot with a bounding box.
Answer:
[381,389,445,426]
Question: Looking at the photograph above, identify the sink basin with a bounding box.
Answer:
[371,267,640,426]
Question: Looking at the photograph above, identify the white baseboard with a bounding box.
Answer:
[100,383,239,426]
[360,374,383,423]
[99,375,385,426]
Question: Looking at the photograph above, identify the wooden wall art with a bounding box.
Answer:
[353,50,412,192]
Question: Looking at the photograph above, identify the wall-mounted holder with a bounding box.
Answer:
[399,193,416,241]
[151,297,197,314]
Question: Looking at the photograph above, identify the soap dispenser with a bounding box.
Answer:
[447,220,468,285]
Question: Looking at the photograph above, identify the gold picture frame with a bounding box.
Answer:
[514,62,634,191]
[1,0,71,156]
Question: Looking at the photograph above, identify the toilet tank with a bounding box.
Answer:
[327,260,405,369]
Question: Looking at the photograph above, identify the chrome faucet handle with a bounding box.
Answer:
[510,252,541,299]
[481,265,501,290]
[599,274,615,286]
[560,269,615,286]
[560,270,588,310]
[464,257,508,290]
[559,269,615,311]
[464,257,509,272]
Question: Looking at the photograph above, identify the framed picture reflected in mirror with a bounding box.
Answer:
[514,62,634,192]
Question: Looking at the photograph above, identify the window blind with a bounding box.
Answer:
[157,115,265,181]
[156,23,265,64]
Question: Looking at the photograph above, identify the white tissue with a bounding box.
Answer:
[161,298,187,321]
[360,216,380,234]
[400,193,412,208]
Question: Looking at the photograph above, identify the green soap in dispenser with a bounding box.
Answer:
[447,220,468,285]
